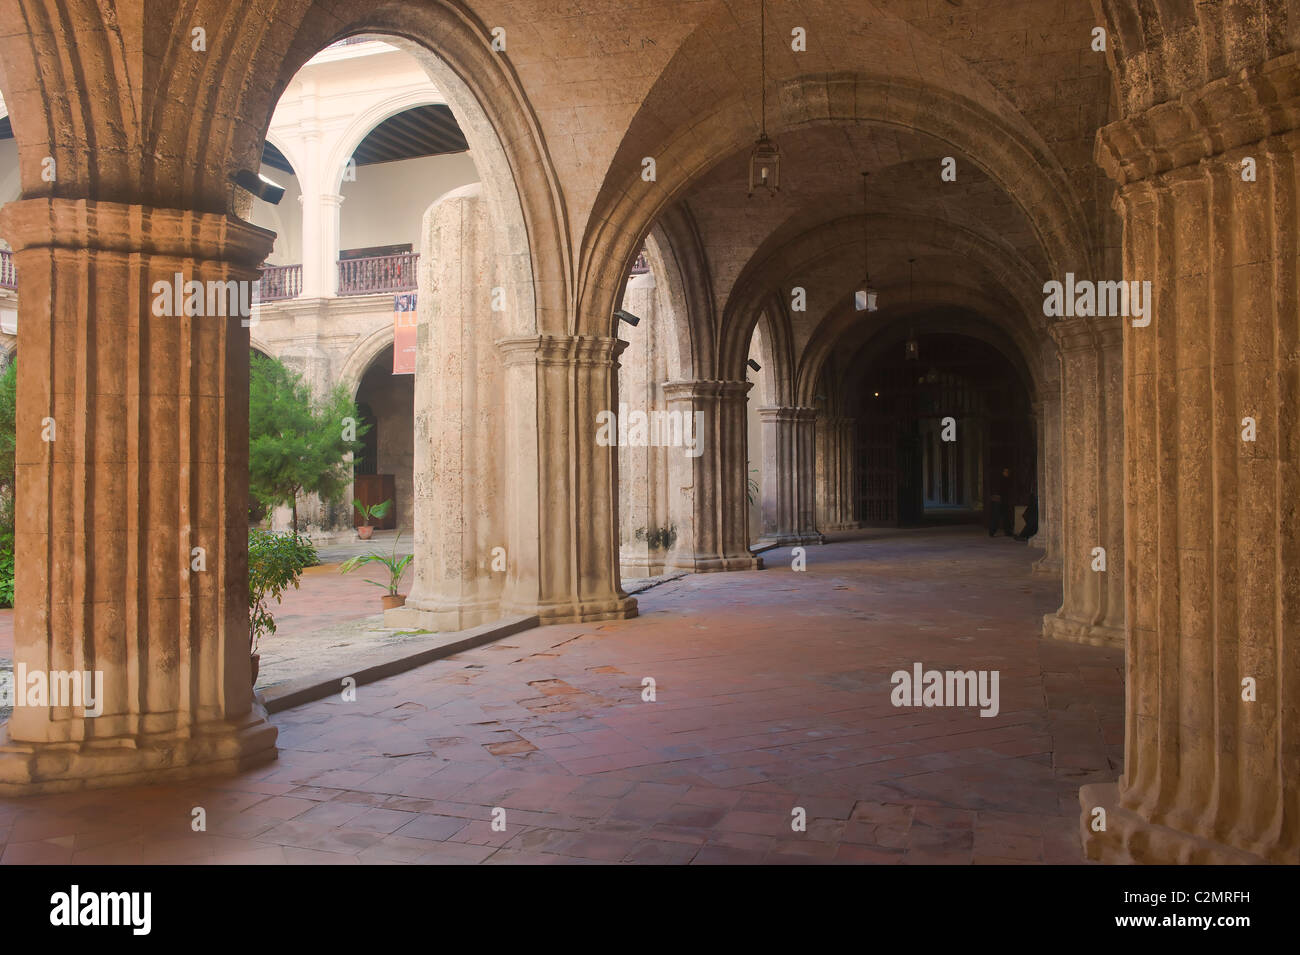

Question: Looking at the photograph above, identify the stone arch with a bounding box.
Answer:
[337,323,398,399]
[640,203,716,381]
[226,3,572,338]
[799,284,1046,410]
[577,65,1094,341]
[717,213,1048,386]
[834,308,1042,414]
[751,293,796,409]
[323,88,451,193]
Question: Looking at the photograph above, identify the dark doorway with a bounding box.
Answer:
[853,333,1033,528]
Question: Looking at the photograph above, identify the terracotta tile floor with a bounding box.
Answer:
[0,526,1124,864]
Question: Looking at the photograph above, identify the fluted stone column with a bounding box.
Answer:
[498,336,638,623]
[1042,317,1125,647]
[828,416,857,530]
[1081,60,1300,864]
[663,381,762,572]
[1031,384,1064,577]
[757,407,823,546]
[0,199,279,794]
[816,414,851,530]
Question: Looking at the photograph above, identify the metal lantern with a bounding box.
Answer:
[748,134,781,197]
[855,284,879,312]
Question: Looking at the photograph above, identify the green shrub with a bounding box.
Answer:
[248,530,317,652]
[0,524,13,609]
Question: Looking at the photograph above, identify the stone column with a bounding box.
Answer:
[617,272,672,577]
[0,198,279,794]
[299,189,342,298]
[1042,317,1125,648]
[1031,380,1064,577]
[817,414,857,531]
[1081,64,1300,864]
[663,381,763,572]
[497,336,639,623]
[388,188,504,632]
[756,406,823,546]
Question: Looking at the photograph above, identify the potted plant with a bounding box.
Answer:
[248,530,318,686]
[353,497,392,540]
[340,531,413,609]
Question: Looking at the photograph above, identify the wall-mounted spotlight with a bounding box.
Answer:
[614,309,641,327]
[747,359,762,372]
[230,169,286,205]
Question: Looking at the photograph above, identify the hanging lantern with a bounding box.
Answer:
[855,171,877,311]
[746,1,781,198]
[748,134,781,197]
[855,284,879,312]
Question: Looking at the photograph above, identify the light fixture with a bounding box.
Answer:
[855,171,878,312]
[747,1,780,197]
[231,168,285,204]
[614,309,641,327]
[747,358,762,372]
[905,257,919,360]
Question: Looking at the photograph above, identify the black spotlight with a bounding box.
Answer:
[614,309,641,327]
[231,169,286,205]
[747,359,762,372]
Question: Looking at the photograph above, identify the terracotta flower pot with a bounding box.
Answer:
[250,652,261,687]
[358,525,374,540]
[381,593,406,610]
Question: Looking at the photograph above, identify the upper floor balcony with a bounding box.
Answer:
[256,251,418,303]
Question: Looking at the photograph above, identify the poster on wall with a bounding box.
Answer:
[393,292,417,375]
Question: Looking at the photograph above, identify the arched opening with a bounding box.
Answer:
[848,333,1034,530]
[352,345,413,531]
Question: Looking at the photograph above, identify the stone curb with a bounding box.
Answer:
[260,614,540,714]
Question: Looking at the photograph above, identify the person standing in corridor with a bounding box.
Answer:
[989,465,1015,538]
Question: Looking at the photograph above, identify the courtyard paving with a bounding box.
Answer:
[0,527,1123,864]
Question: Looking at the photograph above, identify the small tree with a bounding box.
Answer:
[0,357,15,609]
[249,353,367,533]
[248,529,318,653]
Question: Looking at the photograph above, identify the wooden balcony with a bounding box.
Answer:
[338,251,419,296]
[0,250,15,291]
[256,263,302,302]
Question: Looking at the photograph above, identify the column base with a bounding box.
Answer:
[1043,610,1124,648]
[756,533,825,548]
[667,552,764,573]
[1079,782,1281,864]
[385,598,499,633]
[502,594,638,624]
[1031,553,1063,577]
[0,703,278,796]
[619,550,669,579]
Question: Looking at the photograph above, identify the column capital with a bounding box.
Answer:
[496,334,628,367]
[662,379,752,402]
[1049,315,1123,353]
[0,197,274,273]
[1097,51,1300,186]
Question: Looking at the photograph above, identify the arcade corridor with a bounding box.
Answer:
[0,529,1120,864]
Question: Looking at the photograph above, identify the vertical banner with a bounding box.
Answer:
[393,292,417,375]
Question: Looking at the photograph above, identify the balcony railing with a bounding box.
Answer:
[0,250,15,290]
[256,263,301,302]
[0,253,419,305]
[338,252,419,296]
